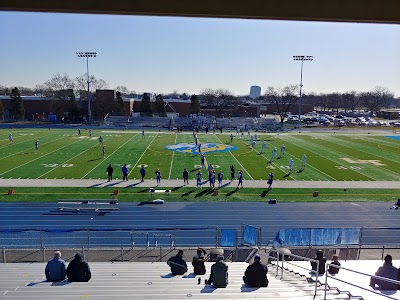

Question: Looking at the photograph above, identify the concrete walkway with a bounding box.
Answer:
[0,178,399,189]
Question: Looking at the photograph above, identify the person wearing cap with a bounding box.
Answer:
[67,253,91,282]
[243,254,269,287]
[167,250,188,275]
[45,251,66,282]
[370,255,399,290]
[192,247,207,275]
[205,255,228,288]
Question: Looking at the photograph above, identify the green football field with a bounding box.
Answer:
[0,128,400,181]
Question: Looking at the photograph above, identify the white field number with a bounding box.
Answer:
[335,166,362,170]
[40,163,74,168]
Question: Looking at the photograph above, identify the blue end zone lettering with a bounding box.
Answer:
[166,143,237,154]
[386,136,400,141]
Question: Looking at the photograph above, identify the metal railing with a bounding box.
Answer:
[324,263,400,300]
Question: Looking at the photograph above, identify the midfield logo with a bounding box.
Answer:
[166,143,237,154]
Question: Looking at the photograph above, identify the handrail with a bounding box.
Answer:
[324,263,400,300]
[280,253,320,298]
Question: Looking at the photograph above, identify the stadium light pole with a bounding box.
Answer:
[293,55,313,129]
[76,52,97,125]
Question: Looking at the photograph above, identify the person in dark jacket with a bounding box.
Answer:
[205,255,228,288]
[45,251,66,282]
[328,255,341,275]
[106,164,113,182]
[310,250,327,275]
[192,247,207,275]
[140,166,146,182]
[67,253,91,282]
[167,250,188,275]
[243,254,269,287]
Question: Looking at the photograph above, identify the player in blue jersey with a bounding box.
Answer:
[155,168,162,185]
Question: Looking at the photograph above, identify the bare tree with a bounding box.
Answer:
[114,86,130,95]
[264,85,298,123]
[44,73,75,93]
[341,91,359,112]
[75,74,109,101]
[360,86,394,116]
[201,88,235,117]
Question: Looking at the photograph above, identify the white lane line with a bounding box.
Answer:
[214,134,254,180]
[0,138,84,176]
[168,133,177,179]
[128,134,158,177]
[81,134,138,179]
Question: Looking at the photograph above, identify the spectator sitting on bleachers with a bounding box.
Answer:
[167,249,188,275]
[369,255,399,290]
[67,253,91,282]
[205,255,228,288]
[192,247,207,275]
[243,254,269,287]
[45,251,66,282]
[328,255,341,275]
[310,250,327,275]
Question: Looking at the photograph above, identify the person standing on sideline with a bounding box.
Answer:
[67,253,91,282]
[142,130,145,138]
[230,165,235,181]
[198,143,202,154]
[183,168,189,185]
[78,128,81,136]
[237,169,243,189]
[155,168,161,185]
[201,154,205,168]
[271,147,277,162]
[107,164,113,182]
[45,251,66,282]
[196,170,202,188]
[218,170,224,187]
[267,173,274,190]
[35,140,39,153]
[102,145,106,158]
[89,129,92,138]
[140,166,146,182]
[261,141,267,154]
[289,158,294,174]
[230,133,234,143]
[280,144,285,158]
[302,154,307,169]
[9,134,13,144]
[99,136,103,145]
[122,164,128,181]
[209,170,216,188]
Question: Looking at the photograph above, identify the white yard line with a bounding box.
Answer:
[128,134,158,177]
[286,135,377,181]
[81,134,138,179]
[214,134,254,180]
[0,138,84,176]
[168,133,178,179]
[37,140,102,179]
[0,134,66,161]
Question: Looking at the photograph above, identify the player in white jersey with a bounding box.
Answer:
[302,154,307,169]
[280,144,286,157]
[289,158,294,174]
[271,147,277,161]
[261,141,267,153]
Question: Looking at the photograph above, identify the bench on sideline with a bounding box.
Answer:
[58,199,118,211]
[149,188,171,199]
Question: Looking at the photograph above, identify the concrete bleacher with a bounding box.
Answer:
[275,260,400,300]
[0,262,344,300]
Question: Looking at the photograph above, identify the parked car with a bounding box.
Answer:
[334,120,346,126]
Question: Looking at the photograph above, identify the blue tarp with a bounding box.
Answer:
[243,225,258,245]
[274,227,361,247]
[220,229,236,247]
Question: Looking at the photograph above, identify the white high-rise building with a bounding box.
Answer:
[250,85,261,99]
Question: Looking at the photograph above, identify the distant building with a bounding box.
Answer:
[249,85,261,99]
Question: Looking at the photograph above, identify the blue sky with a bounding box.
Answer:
[0,12,399,96]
